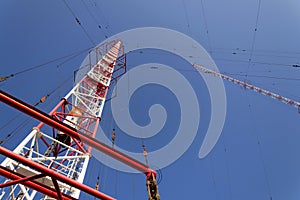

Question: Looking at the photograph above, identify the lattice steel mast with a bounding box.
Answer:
[0,40,126,200]
[193,63,300,111]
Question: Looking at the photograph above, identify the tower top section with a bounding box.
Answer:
[66,40,126,118]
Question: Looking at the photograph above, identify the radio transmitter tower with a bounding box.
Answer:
[0,40,160,200]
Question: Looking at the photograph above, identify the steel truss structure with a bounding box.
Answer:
[193,63,300,111]
[0,40,158,200]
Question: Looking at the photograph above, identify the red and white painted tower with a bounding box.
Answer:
[193,63,300,110]
[0,40,127,199]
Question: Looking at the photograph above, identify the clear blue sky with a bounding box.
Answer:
[1,0,300,199]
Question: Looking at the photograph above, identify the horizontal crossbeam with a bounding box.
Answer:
[0,89,157,199]
[0,166,76,200]
[0,90,156,176]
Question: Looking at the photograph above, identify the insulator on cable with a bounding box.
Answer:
[0,75,10,82]
[95,182,99,190]
[142,143,147,155]
[142,143,149,166]
[111,128,116,145]
[75,18,81,25]
[39,95,49,103]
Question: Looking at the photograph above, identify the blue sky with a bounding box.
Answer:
[1,0,300,199]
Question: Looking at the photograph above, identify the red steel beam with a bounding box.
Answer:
[0,90,156,177]
[0,173,45,188]
[52,178,63,200]
[0,166,75,200]
[0,146,116,200]
[37,98,65,129]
